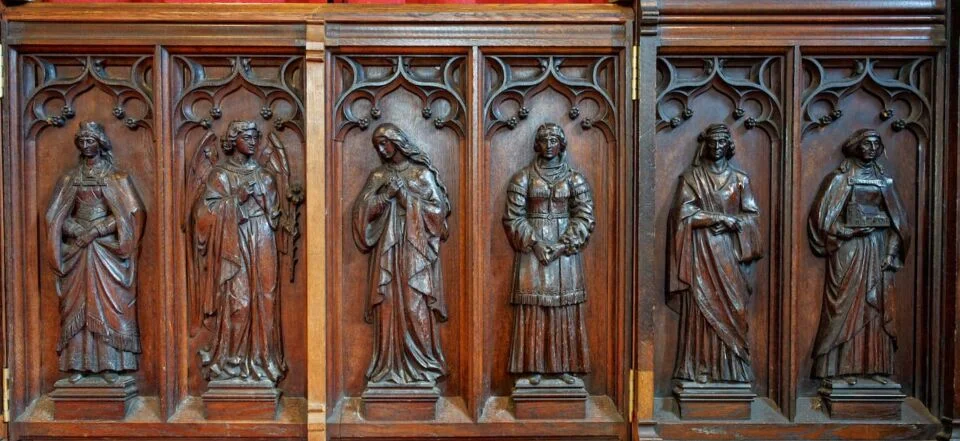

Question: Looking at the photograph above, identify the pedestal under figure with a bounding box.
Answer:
[667,124,762,420]
[808,129,910,420]
[503,123,595,420]
[353,124,451,421]
[46,122,145,420]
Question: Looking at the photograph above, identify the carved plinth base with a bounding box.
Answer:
[818,377,905,420]
[512,377,588,420]
[51,375,137,420]
[202,379,280,421]
[673,380,755,420]
[361,381,440,421]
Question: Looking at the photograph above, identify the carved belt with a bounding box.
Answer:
[527,212,568,220]
[75,204,108,221]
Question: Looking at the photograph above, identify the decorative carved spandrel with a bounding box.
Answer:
[45,121,146,420]
[351,123,452,421]
[666,123,762,419]
[23,55,154,137]
[503,123,595,419]
[807,129,910,419]
[484,56,617,140]
[800,58,932,140]
[656,56,782,138]
[174,55,306,406]
[333,55,466,138]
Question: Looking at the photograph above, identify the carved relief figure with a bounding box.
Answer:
[46,121,146,383]
[808,129,910,384]
[187,120,291,383]
[668,123,762,384]
[353,123,451,385]
[504,123,596,385]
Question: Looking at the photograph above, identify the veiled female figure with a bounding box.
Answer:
[504,123,595,386]
[668,123,762,384]
[192,121,286,383]
[808,129,909,384]
[46,121,146,383]
[353,123,451,385]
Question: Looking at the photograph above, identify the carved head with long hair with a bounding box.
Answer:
[371,123,451,216]
[693,123,735,166]
[74,121,113,164]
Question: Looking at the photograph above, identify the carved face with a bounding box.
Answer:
[856,135,882,162]
[536,133,562,160]
[702,136,730,161]
[235,128,260,156]
[76,135,101,158]
[374,136,398,162]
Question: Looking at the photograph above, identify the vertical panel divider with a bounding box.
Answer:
[154,43,179,421]
[635,10,661,440]
[782,44,801,421]
[467,45,484,422]
[305,20,328,441]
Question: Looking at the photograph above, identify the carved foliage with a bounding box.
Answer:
[333,55,466,138]
[484,56,617,140]
[22,55,154,138]
[656,56,782,139]
[801,57,933,140]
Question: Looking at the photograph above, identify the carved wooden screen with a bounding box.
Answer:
[1,2,959,441]
[633,2,955,440]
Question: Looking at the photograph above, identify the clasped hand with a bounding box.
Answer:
[710,214,742,235]
[532,241,566,265]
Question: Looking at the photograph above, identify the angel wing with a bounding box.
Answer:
[184,131,219,335]
[259,132,303,281]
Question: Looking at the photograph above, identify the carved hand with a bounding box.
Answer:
[386,176,405,197]
[76,228,98,247]
[882,254,902,271]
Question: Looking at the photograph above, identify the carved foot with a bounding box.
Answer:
[560,373,577,385]
[872,374,890,385]
[696,374,710,384]
[102,372,120,383]
[528,374,542,385]
[844,376,858,385]
[68,372,84,384]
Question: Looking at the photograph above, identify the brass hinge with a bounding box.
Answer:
[630,45,638,101]
[627,369,635,422]
[0,44,5,100]
[3,368,10,423]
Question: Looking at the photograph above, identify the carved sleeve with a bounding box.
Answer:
[561,172,596,253]
[352,170,393,253]
[503,169,536,252]
[734,173,763,263]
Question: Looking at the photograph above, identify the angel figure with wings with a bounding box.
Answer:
[186,120,295,384]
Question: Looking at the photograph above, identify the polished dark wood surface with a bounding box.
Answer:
[0,1,956,441]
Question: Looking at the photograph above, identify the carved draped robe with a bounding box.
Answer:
[668,164,762,383]
[808,160,909,378]
[193,160,286,382]
[46,161,145,373]
[504,159,595,375]
[353,161,449,385]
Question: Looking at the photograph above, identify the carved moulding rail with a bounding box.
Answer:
[800,57,933,141]
[484,55,618,142]
[332,55,467,139]
[23,55,154,139]
[656,56,782,140]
